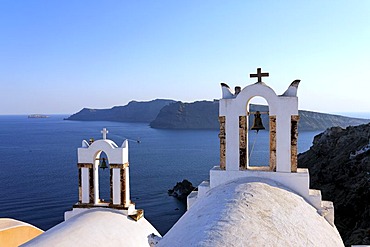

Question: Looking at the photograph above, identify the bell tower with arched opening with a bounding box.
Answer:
[188,68,335,226]
[65,128,143,221]
[219,68,299,172]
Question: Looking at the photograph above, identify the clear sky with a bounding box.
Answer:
[1,1,369,115]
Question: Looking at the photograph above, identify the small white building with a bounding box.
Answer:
[187,69,335,224]
[157,68,343,246]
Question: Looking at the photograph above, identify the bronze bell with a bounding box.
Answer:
[100,158,108,170]
[251,111,265,132]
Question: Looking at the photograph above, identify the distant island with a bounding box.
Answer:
[65,99,175,123]
[65,99,370,131]
[28,114,49,118]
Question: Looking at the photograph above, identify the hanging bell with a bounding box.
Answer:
[100,158,108,170]
[251,111,265,132]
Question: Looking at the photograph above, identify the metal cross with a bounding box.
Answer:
[101,128,108,140]
[250,68,269,83]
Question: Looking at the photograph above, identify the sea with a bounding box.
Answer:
[0,115,322,235]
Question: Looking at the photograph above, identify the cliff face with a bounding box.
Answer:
[66,99,369,131]
[298,110,369,130]
[150,101,220,129]
[150,100,369,131]
[298,123,370,246]
[65,99,175,123]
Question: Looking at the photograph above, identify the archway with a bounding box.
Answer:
[94,151,110,204]
[219,79,299,172]
[245,96,270,169]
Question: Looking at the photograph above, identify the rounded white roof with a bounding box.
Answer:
[158,178,344,247]
[22,208,160,247]
[0,218,42,232]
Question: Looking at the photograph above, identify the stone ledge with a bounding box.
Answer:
[128,209,144,221]
[308,189,322,209]
[198,180,210,198]
[319,200,335,226]
[77,163,93,168]
[73,203,129,210]
[110,163,129,169]
[187,191,198,210]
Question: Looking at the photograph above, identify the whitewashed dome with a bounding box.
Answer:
[22,208,160,247]
[158,178,344,247]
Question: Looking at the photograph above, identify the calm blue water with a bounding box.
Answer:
[0,115,320,234]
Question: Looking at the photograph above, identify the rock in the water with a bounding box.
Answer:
[168,179,195,201]
[298,123,370,246]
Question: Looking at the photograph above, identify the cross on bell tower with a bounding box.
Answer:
[101,128,108,140]
[250,68,269,83]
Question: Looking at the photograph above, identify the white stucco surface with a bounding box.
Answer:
[23,208,160,247]
[219,82,298,172]
[113,168,121,204]
[159,178,344,247]
[81,167,89,203]
[78,139,128,164]
[209,167,310,203]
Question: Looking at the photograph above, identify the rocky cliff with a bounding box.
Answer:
[150,100,220,129]
[150,100,369,131]
[298,123,370,246]
[65,99,175,123]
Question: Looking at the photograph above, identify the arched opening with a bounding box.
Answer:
[94,151,111,204]
[245,96,270,169]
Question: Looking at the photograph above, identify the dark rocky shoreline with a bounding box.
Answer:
[168,180,195,202]
[298,123,370,246]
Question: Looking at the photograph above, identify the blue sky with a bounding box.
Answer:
[1,1,369,115]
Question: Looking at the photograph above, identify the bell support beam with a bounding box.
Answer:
[218,116,226,170]
[239,116,247,169]
[269,116,277,171]
[247,111,269,115]
[291,115,299,172]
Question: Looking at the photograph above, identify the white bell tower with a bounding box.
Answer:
[188,68,335,227]
[65,128,143,221]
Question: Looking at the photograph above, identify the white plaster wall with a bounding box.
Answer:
[37,208,162,247]
[112,168,121,205]
[81,168,89,203]
[65,208,89,221]
[275,96,298,172]
[160,180,343,247]
[78,139,128,165]
[219,83,298,172]
[198,181,210,198]
[210,166,310,201]
[224,114,239,171]
[187,191,198,210]
[93,162,99,204]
